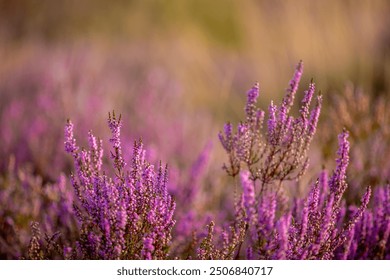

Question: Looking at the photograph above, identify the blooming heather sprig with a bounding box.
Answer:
[141,237,155,260]
[240,171,256,224]
[245,82,260,125]
[283,60,303,112]
[219,123,241,176]
[64,120,77,154]
[219,61,321,189]
[329,130,350,203]
[287,132,371,260]
[108,111,126,176]
[64,114,175,259]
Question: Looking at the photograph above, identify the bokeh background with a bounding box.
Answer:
[1,0,390,259]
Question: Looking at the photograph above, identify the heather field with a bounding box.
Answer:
[0,0,389,260]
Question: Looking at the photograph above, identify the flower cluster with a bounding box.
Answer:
[219,61,322,190]
[63,113,175,259]
[219,131,374,260]
[346,185,390,259]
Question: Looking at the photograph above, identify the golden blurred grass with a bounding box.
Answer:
[1,0,389,124]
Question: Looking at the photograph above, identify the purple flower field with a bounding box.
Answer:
[1,1,389,260]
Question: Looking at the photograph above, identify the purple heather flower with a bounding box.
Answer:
[283,60,303,110]
[255,109,265,130]
[246,82,260,107]
[141,237,155,260]
[64,120,77,154]
[300,82,315,129]
[246,247,253,260]
[267,101,277,143]
[307,94,322,140]
[236,123,251,163]
[277,103,287,127]
[108,112,126,172]
[346,187,371,232]
[273,213,291,259]
[329,130,350,201]
[219,122,234,153]
[224,122,233,140]
[245,82,260,124]
[108,112,122,149]
[88,130,103,172]
[240,171,256,223]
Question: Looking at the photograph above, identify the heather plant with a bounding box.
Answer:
[215,62,386,260]
[62,112,175,259]
[219,61,322,190]
[236,130,377,260]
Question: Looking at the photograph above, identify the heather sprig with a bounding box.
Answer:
[289,133,371,260]
[219,61,322,189]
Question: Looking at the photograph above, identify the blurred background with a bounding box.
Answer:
[2,0,390,93]
[1,0,390,258]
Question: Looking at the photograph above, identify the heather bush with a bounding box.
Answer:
[62,113,176,259]
[1,61,389,260]
[212,62,388,260]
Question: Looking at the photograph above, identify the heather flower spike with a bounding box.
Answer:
[108,111,126,176]
[329,129,350,203]
[283,60,303,111]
